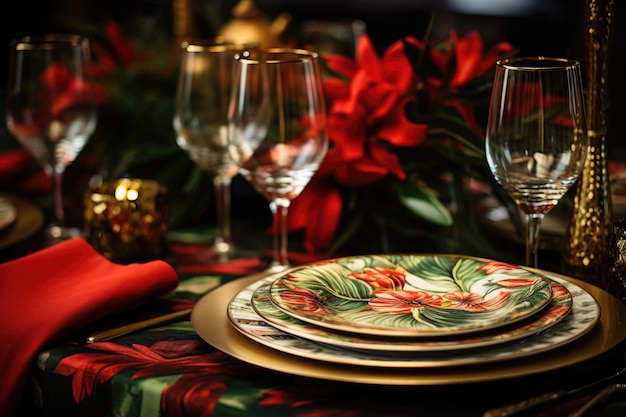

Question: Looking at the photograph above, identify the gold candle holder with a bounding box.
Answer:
[561,0,615,292]
[84,178,169,263]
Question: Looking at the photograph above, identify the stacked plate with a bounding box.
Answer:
[0,197,17,231]
[223,254,601,369]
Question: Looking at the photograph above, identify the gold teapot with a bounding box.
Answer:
[217,0,291,48]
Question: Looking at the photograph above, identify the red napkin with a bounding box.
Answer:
[0,237,179,417]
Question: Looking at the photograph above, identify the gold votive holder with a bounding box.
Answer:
[84,178,169,263]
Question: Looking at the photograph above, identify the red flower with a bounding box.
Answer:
[496,80,575,127]
[324,34,429,186]
[368,290,442,314]
[8,62,104,145]
[428,30,513,90]
[284,30,513,255]
[443,290,512,311]
[275,280,330,315]
[495,278,544,288]
[424,30,514,134]
[39,63,106,115]
[90,20,136,79]
[550,283,570,300]
[53,339,257,416]
[349,266,407,291]
[286,34,430,253]
[287,175,343,253]
[0,149,48,193]
[477,261,519,274]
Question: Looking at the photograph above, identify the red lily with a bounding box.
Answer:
[287,34,428,253]
[284,31,513,255]
[53,340,249,404]
[478,261,520,274]
[428,30,514,90]
[368,290,442,314]
[39,63,106,116]
[0,148,48,193]
[275,280,330,316]
[90,19,136,79]
[349,266,408,291]
[426,30,514,134]
[443,290,512,311]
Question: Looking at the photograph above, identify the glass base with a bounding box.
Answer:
[265,262,290,274]
[173,241,259,266]
[43,224,83,245]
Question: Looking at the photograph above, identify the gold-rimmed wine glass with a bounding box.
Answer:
[173,40,249,262]
[6,34,97,244]
[485,57,588,267]
[227,48,329,272]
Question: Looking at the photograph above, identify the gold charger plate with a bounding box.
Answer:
[0,194,44,250]
[191,270,626,385]
[0,196,17,231]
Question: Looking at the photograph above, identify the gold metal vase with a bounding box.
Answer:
[561,0,615,291]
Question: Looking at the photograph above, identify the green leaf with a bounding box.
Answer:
[395,181,453,226]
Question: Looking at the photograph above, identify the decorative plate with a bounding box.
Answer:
[268,254,553,337]
[252,276,572,352]
[227,273,598,368]
[193,272,619,385]
[0,197,17,231]
[0,195,45,250]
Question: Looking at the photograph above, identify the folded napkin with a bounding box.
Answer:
[0,237,179,417]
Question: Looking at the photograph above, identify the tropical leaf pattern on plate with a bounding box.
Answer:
[227,272,598,368]
[252,277,572,352]
[268,254,553,337]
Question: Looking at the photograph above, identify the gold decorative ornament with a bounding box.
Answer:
[562,0,615,291]
[217,0,291,48]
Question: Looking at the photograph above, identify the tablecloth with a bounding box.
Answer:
[17,243,626,417]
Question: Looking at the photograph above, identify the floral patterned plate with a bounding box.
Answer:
[268,254,554,337]
[0,197,17,231]
[252,276,572,352]
[227,272,599,368]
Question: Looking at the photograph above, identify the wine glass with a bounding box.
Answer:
[6,34,97,243]
[173,40,248,262]
[485,57,588,268]
[227,48,329,272]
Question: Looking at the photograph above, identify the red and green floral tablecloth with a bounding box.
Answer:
[21,245,626,417]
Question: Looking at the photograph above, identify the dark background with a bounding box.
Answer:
[1,0,624,155]
[0,0,622,266]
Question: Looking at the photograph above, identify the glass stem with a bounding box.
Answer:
[212,173,233,255]
[49,165,66,228]
[269,198,290,271]
[525,213,544,268]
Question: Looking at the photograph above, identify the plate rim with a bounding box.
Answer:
[267,253,554,337]
[191,267,625,385]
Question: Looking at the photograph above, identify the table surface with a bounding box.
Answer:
[13,242,626,417]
